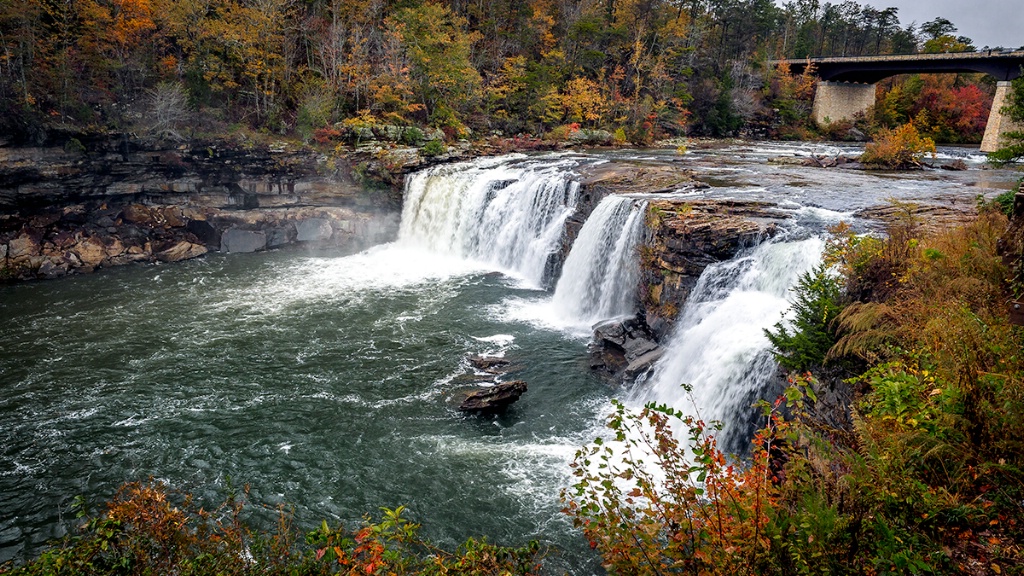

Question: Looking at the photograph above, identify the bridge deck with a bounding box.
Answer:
[774,51,1024,83]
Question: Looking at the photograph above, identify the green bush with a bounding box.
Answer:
[63,138,86,155]
[765,262,845,372]
[988,188,1018,216]
[401,126,425,146]
[421,139,446,157]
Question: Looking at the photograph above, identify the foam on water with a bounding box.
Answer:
[207,244,487,317]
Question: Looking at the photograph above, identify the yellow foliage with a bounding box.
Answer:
[860,123,936,169]
[562,77,608,124]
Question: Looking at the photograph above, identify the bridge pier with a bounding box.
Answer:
[981,81,1022,153]
[812,81,876,125]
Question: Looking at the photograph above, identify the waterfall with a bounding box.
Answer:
[631,236,824,452]
[550,195,647,327]
[399,155,580,286]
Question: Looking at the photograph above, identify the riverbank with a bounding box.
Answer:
[0,131,449,281]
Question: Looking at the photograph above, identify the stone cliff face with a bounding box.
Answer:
[640,200,783,339]
[0,135,401,281]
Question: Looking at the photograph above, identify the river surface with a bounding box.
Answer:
[0,141,1018,571]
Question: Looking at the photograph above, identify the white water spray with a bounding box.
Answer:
[399,155,580,286]
[631,236,824,451]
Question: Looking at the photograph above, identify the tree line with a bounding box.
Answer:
[0,0,1010,144]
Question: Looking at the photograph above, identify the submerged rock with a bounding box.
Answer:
[769,155,858,168]
[468,356,511,373]
[459,381,528,414]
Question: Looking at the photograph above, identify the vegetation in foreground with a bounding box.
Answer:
[0,483,542,575]
[564,204,1024,574]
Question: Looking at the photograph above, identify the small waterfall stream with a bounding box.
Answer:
[550,195,648,327]
[630,236,825,451]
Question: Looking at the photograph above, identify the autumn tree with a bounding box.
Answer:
[104,0,157,96]
[392,2,482,133]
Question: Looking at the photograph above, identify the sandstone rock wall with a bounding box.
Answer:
[639,200,782,339]
[0,135,400,213]
[0,135,402,281]
[0,202,398,280]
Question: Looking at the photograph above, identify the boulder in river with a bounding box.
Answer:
[459,381,528,414]
[590,316,664,382]
[156,241,208,262]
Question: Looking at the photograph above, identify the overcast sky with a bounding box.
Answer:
[778,0,1023,50]
[890,0,1023,49]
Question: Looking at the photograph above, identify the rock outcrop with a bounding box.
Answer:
[468,356,512,373]
[0,202,398,280]
[459,381,528,414]
[0,134,402,281]
[639,200,785,339]
[589,316,664,381]
[0,135,401,213]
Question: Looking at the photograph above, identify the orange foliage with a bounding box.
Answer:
[562,394,794,575]
[861,123,937,169]
[109,0,156,50]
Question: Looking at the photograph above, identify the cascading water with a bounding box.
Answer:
[399,155,580,286]
[549,196,648,328]
[631,236,825,452]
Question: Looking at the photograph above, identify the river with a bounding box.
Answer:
[0,141,1017,572]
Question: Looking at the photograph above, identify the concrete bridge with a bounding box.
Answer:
[775,51,1024,152]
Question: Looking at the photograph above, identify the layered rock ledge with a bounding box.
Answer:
[0,135,401,281]
[639,199,784,338]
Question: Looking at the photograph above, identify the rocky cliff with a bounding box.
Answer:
[639,200,784,339]
[0,135,402,281]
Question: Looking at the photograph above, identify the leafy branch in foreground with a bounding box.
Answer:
[2,481,543,576]
[561,390,798,576]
